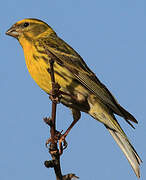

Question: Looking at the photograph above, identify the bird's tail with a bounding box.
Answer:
[105,125,142,178]
[88,97,142,178]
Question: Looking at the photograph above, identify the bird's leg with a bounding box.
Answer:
[46,87,78,149]
[59,109,81,155]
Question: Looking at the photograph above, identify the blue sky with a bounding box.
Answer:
[1,0,145,179]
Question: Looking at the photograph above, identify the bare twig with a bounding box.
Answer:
[44,58,63,180]
[49,59,57,143]
[43,52,79,180]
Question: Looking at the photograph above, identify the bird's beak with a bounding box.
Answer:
[6,26,19,39]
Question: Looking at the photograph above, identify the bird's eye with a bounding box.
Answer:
[23,22,29,28]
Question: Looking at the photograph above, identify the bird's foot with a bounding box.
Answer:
[59,134,68,155]
[45,130,62,147]
[45,130,68,155]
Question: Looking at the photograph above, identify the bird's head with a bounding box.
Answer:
[6,18,56,41]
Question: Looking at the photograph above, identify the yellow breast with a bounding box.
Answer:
[19,38,74,94]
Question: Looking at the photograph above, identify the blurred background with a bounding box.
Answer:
[1,0,145,179]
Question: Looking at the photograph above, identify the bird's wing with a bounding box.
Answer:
[38,35,137,125]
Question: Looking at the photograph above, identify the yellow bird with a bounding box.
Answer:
[6,18,142,178]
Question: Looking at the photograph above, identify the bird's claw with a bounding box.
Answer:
[45,131,68,155]
[45,138,52,147]
[59,135,68,155]
[49,95,61,103]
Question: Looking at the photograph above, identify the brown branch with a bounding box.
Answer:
[49,59,57,143]
[44,59,63,180]
[43,51,79,180]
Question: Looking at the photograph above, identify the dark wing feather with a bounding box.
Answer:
[39,35,137,125]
